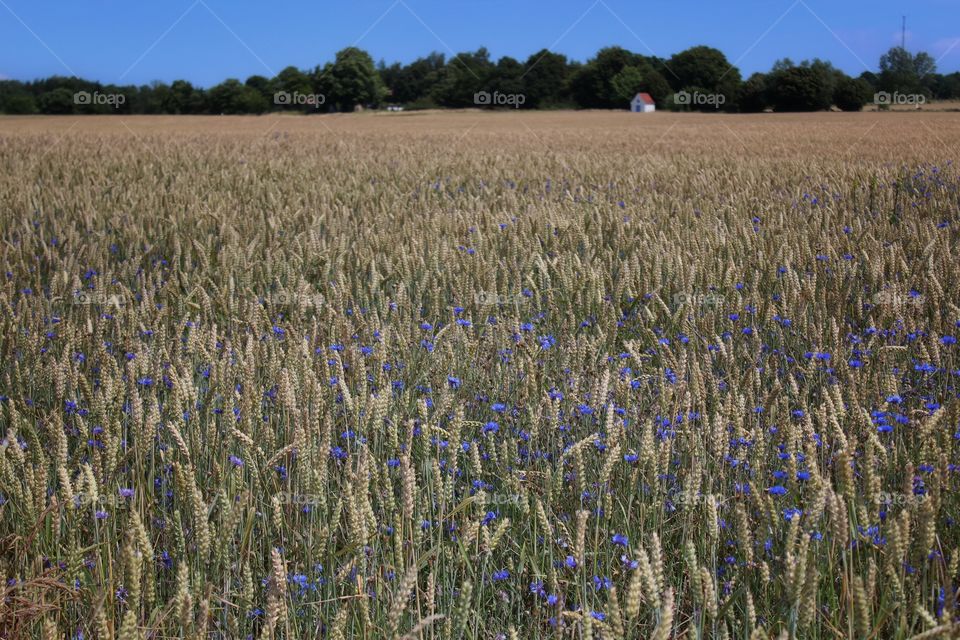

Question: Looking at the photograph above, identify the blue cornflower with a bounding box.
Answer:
[592,575,612,591]
[783,507,802,521]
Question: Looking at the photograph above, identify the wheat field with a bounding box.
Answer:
[1,111,959,639]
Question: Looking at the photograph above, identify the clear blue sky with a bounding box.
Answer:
[2,0,958,86]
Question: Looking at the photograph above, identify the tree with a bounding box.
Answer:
[2,93,36,114]
[771,58,795,73]
[164,80,205,114]
[0,81,36,114]
[207,79,267,114]
[273,65,313,110]
[913,52,937,78]
[833,76,872,111]
[379,52,445,106]
[878,46,936,96]
[932,72,960,100]
[767,65,832,111]
[521,50,571,108]
[666,46,741,110]
[644,69,673,105]
[569,47,650,108]
[858,71,879,90]
[738,73,769,112]
[610,66,646,105]
[483,56,525,106]
[806,59,844,100]
[327,47,387,111]
[38,87,76,114]
[431,48,493,108]
[245,75,273,106]
[610,64,671,107]
[134,82,167,114]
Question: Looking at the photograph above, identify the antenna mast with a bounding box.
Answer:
[901,16,906,49]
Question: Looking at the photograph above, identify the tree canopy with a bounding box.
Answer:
[3,44,958,115]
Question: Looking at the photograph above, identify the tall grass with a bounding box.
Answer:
[0,112,958,638]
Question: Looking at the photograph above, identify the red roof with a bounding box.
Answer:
[634,92,655,105]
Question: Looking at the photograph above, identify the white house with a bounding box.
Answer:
[630,92,656,113]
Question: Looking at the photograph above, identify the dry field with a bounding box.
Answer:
[1,111,959,639]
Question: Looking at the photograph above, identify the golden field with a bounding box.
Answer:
[0,112,959,639]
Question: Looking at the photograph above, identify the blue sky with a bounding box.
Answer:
[2,0,958,87]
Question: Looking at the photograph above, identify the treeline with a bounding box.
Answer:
[2,44,958,114]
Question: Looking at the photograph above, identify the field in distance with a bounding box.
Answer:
[0,111,958,639]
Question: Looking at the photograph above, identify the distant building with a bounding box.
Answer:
[630,92,656,113]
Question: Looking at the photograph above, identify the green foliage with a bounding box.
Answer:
[207,79,268,114]
[0,85,36,114]
[878,47,937,97]
[38,87,76,114]
[768,64,832,112]
[327,46,388,111]
[431,48,494,108]
[666,45,741,110]
[833,76,873,111]
[521,50,571,108]
[4,42,959,115]
[738,73,769,113]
